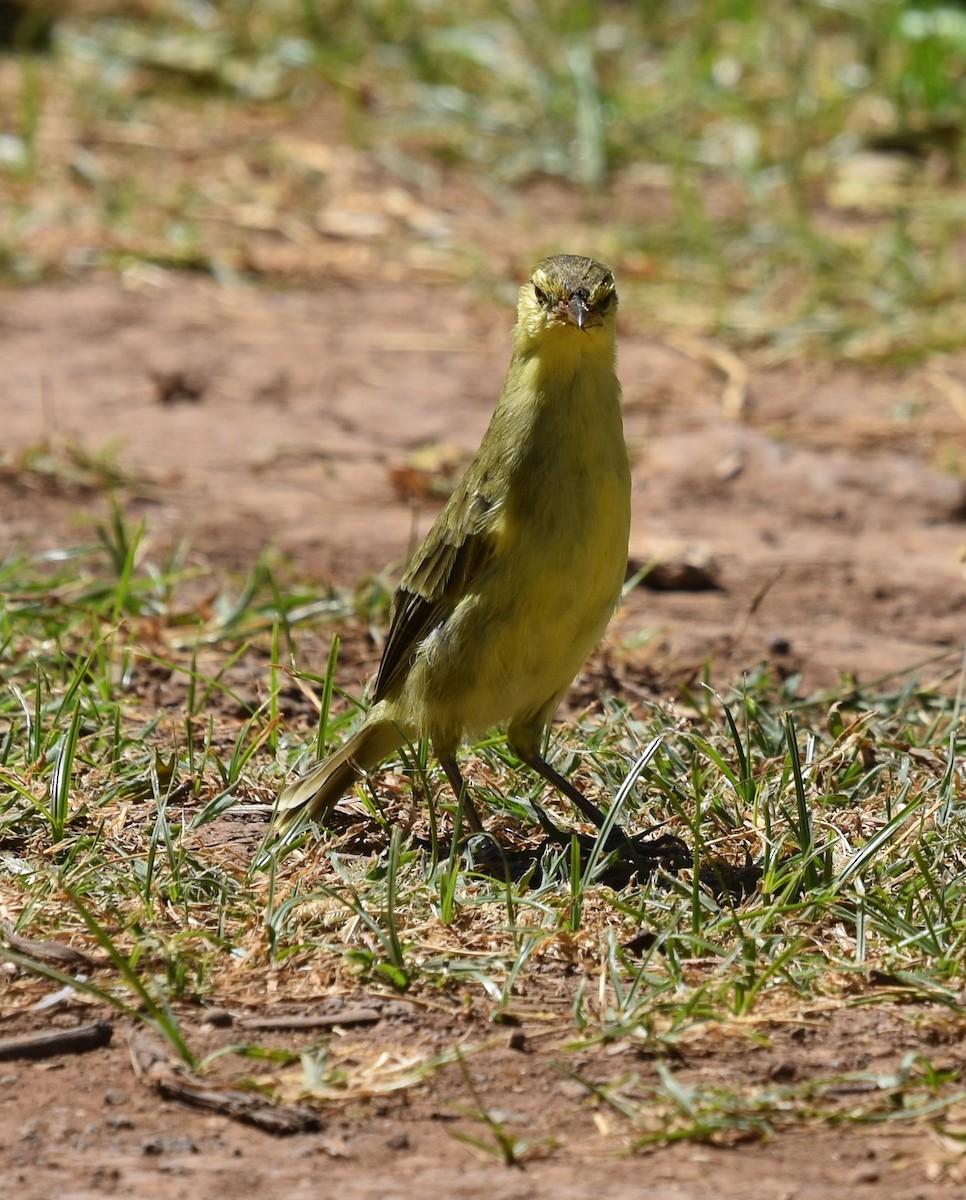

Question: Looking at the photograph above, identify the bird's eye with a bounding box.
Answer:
[599,290,615,308]
[533,283,550,307]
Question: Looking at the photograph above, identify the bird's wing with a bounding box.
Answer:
[373,485,496,701]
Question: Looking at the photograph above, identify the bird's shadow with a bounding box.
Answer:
[458,827,761,899]
[268,805,762,902]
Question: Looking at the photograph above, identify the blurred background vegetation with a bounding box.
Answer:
[0,0,964,360]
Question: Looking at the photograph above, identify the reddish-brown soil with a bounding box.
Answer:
[4,278,964,690]
[3,995,966,1199]
[3,274,966,1197]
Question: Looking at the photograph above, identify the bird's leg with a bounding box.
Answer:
[440,757,485,835]
[513,746,629,846]
[528,797,571,844]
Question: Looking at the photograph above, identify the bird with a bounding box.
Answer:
[275,254,631,838]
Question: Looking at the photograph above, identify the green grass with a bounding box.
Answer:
[0,0,964,359]
[2,524,965,1143]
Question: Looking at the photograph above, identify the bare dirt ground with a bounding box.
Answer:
[3,273,966,1197]
[4,277,965,688]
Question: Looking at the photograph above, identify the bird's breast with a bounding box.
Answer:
[499,361,630,576]
[395,344,631,745]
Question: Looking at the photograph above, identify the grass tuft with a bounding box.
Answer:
[2,530,965,1139]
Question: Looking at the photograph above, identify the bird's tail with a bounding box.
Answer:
[273,719,406,834]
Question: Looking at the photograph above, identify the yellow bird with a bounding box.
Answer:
[275,254,631,836]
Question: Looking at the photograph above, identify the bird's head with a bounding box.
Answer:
[515,255,618,349]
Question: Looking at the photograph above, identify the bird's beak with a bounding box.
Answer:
[564,294,590,330]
